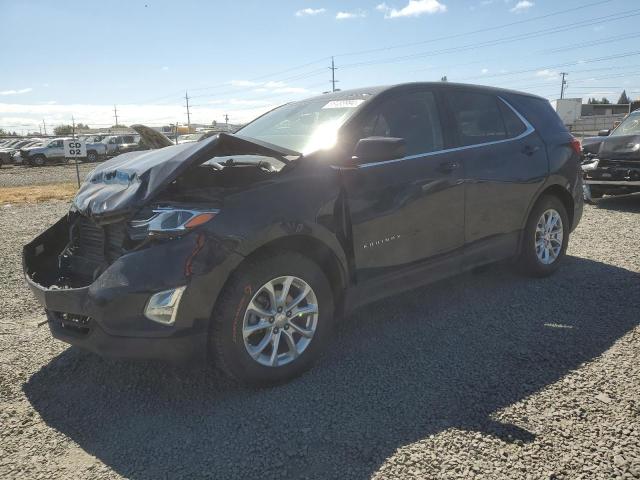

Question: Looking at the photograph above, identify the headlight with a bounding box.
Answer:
[129,207,218,238]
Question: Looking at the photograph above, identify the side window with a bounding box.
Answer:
[448,92,507,146]
[498,100,527,137]
[358,91,444,156]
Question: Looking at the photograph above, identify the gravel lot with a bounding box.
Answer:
[0,163,96,188]
[0,196,639,479]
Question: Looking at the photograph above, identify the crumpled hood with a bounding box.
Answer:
[597,134,640,160]
[73,133,299,224]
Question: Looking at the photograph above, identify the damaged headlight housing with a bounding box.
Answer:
[581,158,599,172]
[129,208,219,239]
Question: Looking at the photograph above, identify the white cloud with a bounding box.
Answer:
[273,87,309,94]
[263,81,287,89]
[230,79,261,87]
[376,0,446,19]
[0,88,33,96]
[0,102,279,131]
[535,69,557,79]
[295,7,326,17]
[231,80,303,93]
[510,0,533,13]
[336,10,367,20]
[161,66,169,71]
[481,68,489,74]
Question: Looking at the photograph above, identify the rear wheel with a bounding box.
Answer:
[517,195,569,277]
[210,252,334,386]
[86,150,98,163]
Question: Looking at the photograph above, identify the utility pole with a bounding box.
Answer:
[42,119,47,135]
[224,114,229,130]
[560,72,568,99]
[329,56,339,92]
[185,91,191,133]
[113,105,119,130]
[72,115,80,187]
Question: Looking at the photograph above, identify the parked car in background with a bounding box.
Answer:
[102,134,143,155]
[178,133,203,144]
[582,109,640,201]
[23,83,583,385]
[19,137,106,165]
[0,139,41,165]
[20,138,69,166]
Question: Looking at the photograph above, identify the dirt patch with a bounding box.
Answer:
[0,183,77,204]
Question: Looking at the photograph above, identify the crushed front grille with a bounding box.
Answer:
[61,215,131,284]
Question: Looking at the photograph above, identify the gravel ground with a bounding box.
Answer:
[0,163,96,188]
[0,196,639,479]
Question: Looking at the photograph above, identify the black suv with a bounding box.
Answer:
[24,83,583,385]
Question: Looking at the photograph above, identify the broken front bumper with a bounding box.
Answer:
[23,215,243,362]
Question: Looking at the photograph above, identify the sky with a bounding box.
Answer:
[1,0,639,133]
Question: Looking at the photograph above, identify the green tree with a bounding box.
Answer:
[53,124,74,136]
[618,90,631,104]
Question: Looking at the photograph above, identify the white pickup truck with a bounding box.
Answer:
[20,137,108,166]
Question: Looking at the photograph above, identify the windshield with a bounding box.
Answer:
[236,96,369,155]
[610,112,640,137]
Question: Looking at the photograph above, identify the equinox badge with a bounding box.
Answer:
[363,234,401,249]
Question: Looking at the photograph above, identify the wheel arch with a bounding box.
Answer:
[524,182,575,230]
[518,182,575,254]
[238,234,349,317]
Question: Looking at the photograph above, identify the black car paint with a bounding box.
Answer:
[23,82,583,362]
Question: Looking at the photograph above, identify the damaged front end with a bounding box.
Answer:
[23,132,298,360]
[582,134,640,200]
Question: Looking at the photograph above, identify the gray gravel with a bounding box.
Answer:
[0,163,96,188]
[0,196,639,479]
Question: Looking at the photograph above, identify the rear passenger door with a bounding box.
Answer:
[444,90,547,265]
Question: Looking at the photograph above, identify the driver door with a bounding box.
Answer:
[338,88,465,283]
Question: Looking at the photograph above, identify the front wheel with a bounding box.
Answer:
[210,252,334,386]
[516,195,569,277]
[31,155,46,166]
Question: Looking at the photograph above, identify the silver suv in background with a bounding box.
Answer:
[102,134,142,155]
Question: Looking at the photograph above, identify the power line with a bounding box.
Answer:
[335,0,614,58]
[128,0,616,107]
[338,9,640,71]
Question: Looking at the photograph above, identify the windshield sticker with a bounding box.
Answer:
[322,99,365,109]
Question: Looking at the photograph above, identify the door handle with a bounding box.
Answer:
[522,145,540,156]
[437,160,460,173]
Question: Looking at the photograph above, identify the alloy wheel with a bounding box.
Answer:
[535,208,563,265]
[242,276,318,368]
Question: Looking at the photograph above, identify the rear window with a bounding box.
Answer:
[505,94,568,139]
[498,100,527,137]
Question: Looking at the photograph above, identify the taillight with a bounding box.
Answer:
[570,137,582,155]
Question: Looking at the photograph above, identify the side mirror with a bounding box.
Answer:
[352,136,406,165]
[597,129,610,137]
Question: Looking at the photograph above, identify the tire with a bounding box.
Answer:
[31,155,46,166]
[583,184,603,204]
[516,195,569,277]
[86,150,98,163]
[210,251,334,386]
